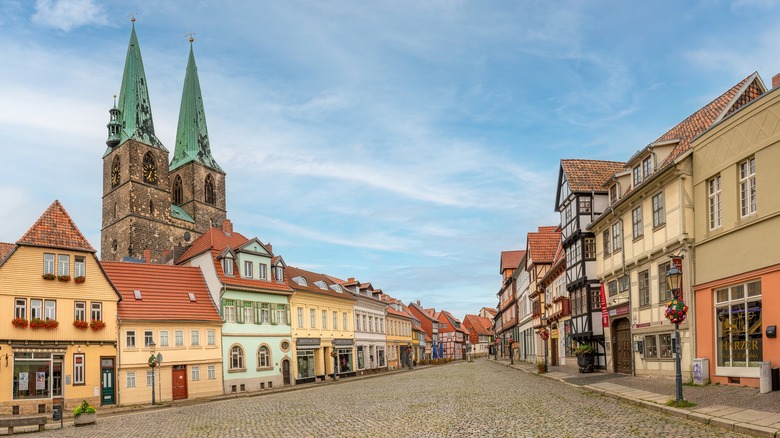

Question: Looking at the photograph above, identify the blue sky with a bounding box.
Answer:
[1,0,779,320]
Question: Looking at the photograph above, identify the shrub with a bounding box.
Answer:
[73,400,96,417]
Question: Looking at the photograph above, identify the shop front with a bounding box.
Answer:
[295,338,320,384]
[333,339,355,377]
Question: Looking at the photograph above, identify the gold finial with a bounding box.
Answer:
[129,12,136,23]
[185,32,196,43]
[113,94,117,106]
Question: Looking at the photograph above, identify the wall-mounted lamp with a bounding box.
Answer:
[77,346,81,353]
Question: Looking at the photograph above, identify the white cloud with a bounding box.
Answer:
[32,0,107,32]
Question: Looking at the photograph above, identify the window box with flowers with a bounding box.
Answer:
[73,320,89,330]
[57,275,71,282]
[74,276,86,284]
[11,317,28,328]
[42,273,56,280]
[90,320,106,331]
[30,318,58,330]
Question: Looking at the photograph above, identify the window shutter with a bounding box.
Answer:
[271,304,278,325]
[220,298,225,319]
[236,300,244,323]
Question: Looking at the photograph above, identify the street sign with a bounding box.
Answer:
[157,353,163,365]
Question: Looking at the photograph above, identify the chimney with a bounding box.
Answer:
[266,242,273,254]
[348,277,355,282]
[773,73,780,89]
[144,249,151,264]
[416,300,421,307]
[222,219,233,234]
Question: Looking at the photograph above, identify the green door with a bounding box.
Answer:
[101,367,115,405]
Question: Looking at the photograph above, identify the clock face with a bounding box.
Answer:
[111,160,120,188]
[143,160,158,184]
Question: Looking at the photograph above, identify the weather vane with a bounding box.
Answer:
[129,12,136,23]
[185,32,196,43]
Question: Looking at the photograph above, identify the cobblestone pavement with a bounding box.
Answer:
[38,359,747,438]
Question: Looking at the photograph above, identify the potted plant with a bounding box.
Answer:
[90,320,106,331]
[74,276,86,284]
[73,320,89,330]
[44,319,59,330]
[42,273,55,280]
[57,275,71,282]
[73,400,96,426]
[11,317,28,328]
[575,344,595,373]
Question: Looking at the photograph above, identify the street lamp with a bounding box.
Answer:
[665,263,685,403]
[148,340,157,405]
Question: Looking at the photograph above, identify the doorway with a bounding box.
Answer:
[550,338,558,366]
[614,319,632,374]
[172,365,188,400]
[282,359,291,386]
[100,357,115,405]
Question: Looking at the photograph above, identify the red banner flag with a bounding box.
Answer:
[600,283,609,328]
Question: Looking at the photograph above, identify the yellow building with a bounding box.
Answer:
[0,201,120,415]
[102,262,224,405]
[286,267,356,383]
[385,302,414,369]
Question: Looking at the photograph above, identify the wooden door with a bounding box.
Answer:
[282,359,291,386]
[614,319,632,374]
[550,338,558,366]
[172,365,188,400]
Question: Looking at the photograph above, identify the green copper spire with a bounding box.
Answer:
[170,39,222,172]
[105,20,166,157]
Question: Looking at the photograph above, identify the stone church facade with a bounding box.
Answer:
[101,22,226,263]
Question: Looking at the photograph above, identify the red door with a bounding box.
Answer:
[172,365,188,401]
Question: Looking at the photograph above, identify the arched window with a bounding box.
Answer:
[111,156,121,188]
[172,175,183,205]
[230,345,244,370]
[142,152,158,185]
[204,174,215,205]
[257,345,271,368]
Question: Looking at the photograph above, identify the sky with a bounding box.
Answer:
[1,0,780,321]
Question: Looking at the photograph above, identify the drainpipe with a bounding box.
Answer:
[677,163,695,377]
[116,317,121,406]
[608,205,633,376]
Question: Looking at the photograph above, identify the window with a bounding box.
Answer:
[652,192,665,227]
[633,165,642,186]
[603,230,611,256]
[584,238,596,260]
[205,174,216,205]
[658,262,672,302]
[207,330,215,346]
[256,303,268,324]
[659,333,673,359]
[126,330,136,348]
[632,207,643,239]
[322,310,327,329]
[740,157,756,217]
[30,299,42,320]
[364,315,369,332]
[642,156,653,179]
[244,261,253,278]
[259,264,267,280]
[91,302,102,321]
[58,255,69,277]
[172,175,183,205]
[608,280,618,297]
[230,345,244,370]
[175,330,184,347]
[144,330,154,347]
[591,286,601,311]
[44,300,56,320]
[343,312,348,330]
[74,256,85,278]
[74,354,85,385]
[716,280,762,368]
[191,330,200,346]
[644,335,657,358]
[638,270,650,306]
[310,309,316,328]
[146,371,154,386]
[160,330,169,347]
[609,184,618,205]
[192,366,200,381]
[243,302,253,324]
[126,371,136,388]
[74,302,86,321]
[222,257,234,276]
[43,253,55,275]
[223,299,236,323]
[297,308,303,328]
[579,197,592,214]
[611,222,622,252]
[708,175,722,230]
[333,311,338,330]
[277,305,287,325]
[274,266,284,282]
[208,365,216,379]
[257,346,270,368]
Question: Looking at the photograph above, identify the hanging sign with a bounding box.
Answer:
[600,284,609,327]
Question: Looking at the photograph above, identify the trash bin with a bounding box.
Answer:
[760,361,772,394]
[772,367,779,391]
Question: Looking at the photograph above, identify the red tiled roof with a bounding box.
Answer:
[0,242,15,261]
[215,249,293,293]
[177,226,251,263]
[285,266,356,301]
[500,250,525,272]
[481,307,497,316]
[464,314,493,336]
[442,311,468,334]
[527,226,561,264]
[17,200,94,252]
[560,160,626,193]
[103,261,222,322]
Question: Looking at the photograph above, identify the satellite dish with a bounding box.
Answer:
[184,232,191,242]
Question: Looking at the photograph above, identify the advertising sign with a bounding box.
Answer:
[600,284,609,327]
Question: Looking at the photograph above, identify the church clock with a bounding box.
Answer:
[111,157,121,188]
[142,153,158,185]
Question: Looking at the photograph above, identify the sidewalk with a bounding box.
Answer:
[493,357,780,438]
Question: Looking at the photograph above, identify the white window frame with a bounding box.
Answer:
[632,206,643,239]
[297,308,303,328]
[175,330,184,347]
[223,257,234,276]
[192,366,200,381]
[191,329,200,346]
[739,157,756,217]
[259,264,267,280]
[144,330,154,347]
[30,299,42,320]
[43,253,55,275]
[333,311,338,330]
[126,371,136,388]
[322,310,327,329]
[126,330,136,348]
[207,329,216,346]
[310,309,316,328]
[160,330,169,347]
[74,301,86,321]
[611,222,622,252]
[708,175,722,230]
[44,300,56,320]
[652,192,665,228]
[208,365,216,380]
[91,302,102,322]
[244,261,253,278]
[74,255,86,278]
[74,353,85,385]
[146,370,154,386]
[58,254,69,277]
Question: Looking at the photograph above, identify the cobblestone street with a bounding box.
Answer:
[39,360,745,437]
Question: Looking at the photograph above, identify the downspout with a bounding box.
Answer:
[116,316,121,406]
[678,164,696,376]
[609,201,632,376]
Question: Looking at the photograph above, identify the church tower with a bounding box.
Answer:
[101,22,226,263]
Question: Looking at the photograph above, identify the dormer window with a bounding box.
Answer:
[642,156,653,179]
[314,280,328,290]
[609,184,618,205]
[292,276,308,286]
[329,284,343,293]
[133,290,142,300]
[223,256,234,276]
[632,165,642,186]
[244,261,253,278]
[273,266,284,283]
[188,292,196,302]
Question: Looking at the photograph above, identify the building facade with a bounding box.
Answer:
[343,279,388,375]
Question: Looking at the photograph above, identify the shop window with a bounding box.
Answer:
[716,280,762,368]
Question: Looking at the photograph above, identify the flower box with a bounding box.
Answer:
[11,317,28,328]
[74,276,86,284]
[42,273,55,280]
[30,318,47,329]
[73,320,89,330]
[90,320,106,331]
[45,319,59,329]
[57,275,71,282]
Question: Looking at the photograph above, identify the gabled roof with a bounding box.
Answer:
[526,226,561,265]
[500,250,525,273]
[17,200,95,253]
[409,302,439,322]
[464,314,493,336]
[559,159,626,193]
[386,306,413,320]
[285,266,356,301]
[103,261,221,322]
[481,307,497,317]
[177,226,250,263]
[442,311,468,334]
[0,242,15,261]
